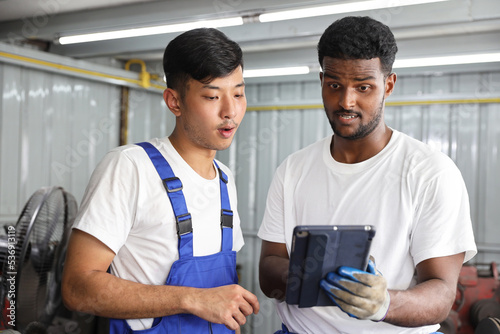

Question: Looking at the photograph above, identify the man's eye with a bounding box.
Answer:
[329,83,340,89]
[359,85,370,91]
[205,96,218,100]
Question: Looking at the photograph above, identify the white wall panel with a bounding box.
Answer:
[127,88,171,144]
[0,63,122,223]
[476,102,500,260]
[0,64,23,223]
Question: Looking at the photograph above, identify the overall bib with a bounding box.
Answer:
[109,142,237,334]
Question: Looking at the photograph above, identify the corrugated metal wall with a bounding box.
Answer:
[0,62,169,226]
[1,58,499,333]
[127,88,171,144]
[0,62,122,224]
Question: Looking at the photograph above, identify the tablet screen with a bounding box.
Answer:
[285,225,375,308]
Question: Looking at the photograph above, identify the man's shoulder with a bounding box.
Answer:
[107,137,171,162]
[394,130,458,173]
[98,143,146,168]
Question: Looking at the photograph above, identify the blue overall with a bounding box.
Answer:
[109,142,237,334]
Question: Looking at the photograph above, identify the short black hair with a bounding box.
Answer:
[163,28,243,98]
[317,16,398,76]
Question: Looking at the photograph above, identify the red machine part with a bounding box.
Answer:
[1,298,13,329]
[442,262,500,334]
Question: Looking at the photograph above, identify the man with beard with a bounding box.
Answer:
[258,16,476,334]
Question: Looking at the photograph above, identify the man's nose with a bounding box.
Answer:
[220,96,237,119]
[339,89,356,110]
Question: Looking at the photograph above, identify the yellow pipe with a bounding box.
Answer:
[386,98,500,106]
[125,59,151,89]
[246,98,500,111]
[246,104,323,111]
[0,51,165,91]
[120,87,130,146]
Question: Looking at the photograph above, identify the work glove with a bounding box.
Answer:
[320,258,390,321]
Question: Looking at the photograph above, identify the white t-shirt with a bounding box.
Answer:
[258,129,476,334]
[73,137,244,330]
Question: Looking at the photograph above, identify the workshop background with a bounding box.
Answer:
[0,0,499,333]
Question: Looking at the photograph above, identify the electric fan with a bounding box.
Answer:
[0,186,77,332]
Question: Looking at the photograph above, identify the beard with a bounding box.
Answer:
[328,97,385,140]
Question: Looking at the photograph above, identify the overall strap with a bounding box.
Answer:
[214,161,233,252]
[136,142,193,258]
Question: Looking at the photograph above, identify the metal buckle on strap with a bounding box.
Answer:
[163,177,183,193]
[218,168,228,184]
[220,209,233,228]
[176,213,193,236]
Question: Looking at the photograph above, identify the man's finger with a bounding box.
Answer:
[238,299,254,317]
[233,310,247,326]
[243,290,260,314]
[224,316,240,331]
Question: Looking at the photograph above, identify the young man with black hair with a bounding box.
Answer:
[258,16,476,334]
[62,28,259,333]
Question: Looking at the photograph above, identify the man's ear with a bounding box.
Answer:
[384,72,397,98]
[164,88,182,117]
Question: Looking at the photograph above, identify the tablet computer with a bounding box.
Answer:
[285,225,375,308]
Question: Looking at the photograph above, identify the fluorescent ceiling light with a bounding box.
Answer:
[244,66,310,78]
[394,52,500,68]
[243,53,499,79]
[58,17,243,45]
[259,0,449,22]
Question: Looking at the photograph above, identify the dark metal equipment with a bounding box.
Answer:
[440,263,500,334]
[0,186,77,332]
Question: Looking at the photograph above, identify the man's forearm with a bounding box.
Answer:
[63,269,259,330]
[63,270,194,319]
[384,278,456,327]
[259,255,289,300]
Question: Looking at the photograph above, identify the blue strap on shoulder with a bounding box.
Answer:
[136,142,234,255]
[136,142,193,257]
[214,161,233,252]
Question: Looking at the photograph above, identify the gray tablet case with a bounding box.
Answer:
[285,225,375,308]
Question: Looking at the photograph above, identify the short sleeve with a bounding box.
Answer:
[258,163,287,244]
[73,148,140,254]
[410,157,477,265]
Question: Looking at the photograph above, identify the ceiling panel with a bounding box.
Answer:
[0,0,158,22]
[0,0,499,77]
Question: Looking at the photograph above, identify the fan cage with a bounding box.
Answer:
[0,186,77,331]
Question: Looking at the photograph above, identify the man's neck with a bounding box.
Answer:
[168,133,217,180]
[331,126,393,164]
